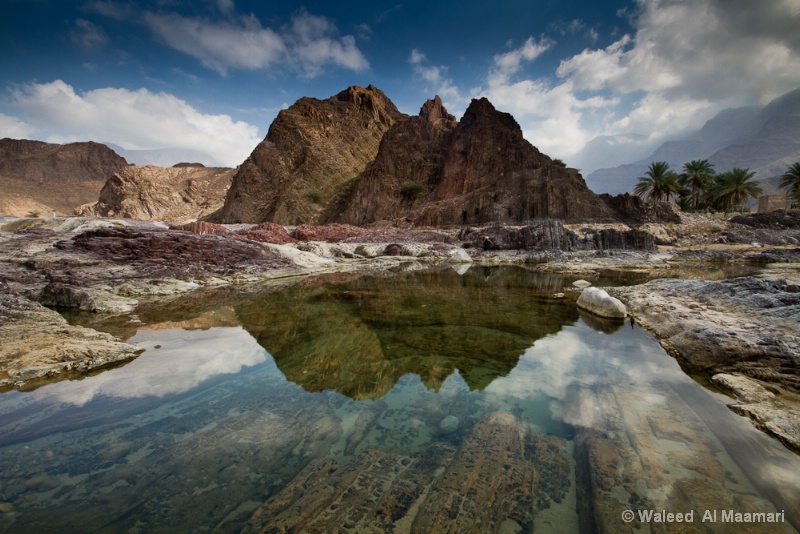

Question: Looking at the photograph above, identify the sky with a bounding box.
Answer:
[1,0,799,172]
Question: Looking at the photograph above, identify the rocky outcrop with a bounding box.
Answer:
[613,276,800,451]
[0,138,128,216]
[599,193,682,225]
[320,95,458,225]
[325,97,620,226]
[457,222,656,251]
[77,165,234,222]
[0,285,141,390]
[208,85,406,225]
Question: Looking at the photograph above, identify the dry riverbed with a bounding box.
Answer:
[1,214,799,453]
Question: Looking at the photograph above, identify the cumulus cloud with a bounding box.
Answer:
[450,0,800,171]
[409,49,467,115]
[0,113,36,139]
[9,80,261,167]
[142,9,368,77]
[287,10,369,77]
[491,36,554,82]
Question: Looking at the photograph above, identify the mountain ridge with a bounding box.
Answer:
[586,88,800,195]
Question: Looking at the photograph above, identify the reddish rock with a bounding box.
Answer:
[291,223,371,242]
[238,222,297,244]
[172,221,237,236]
[59,226,294,278]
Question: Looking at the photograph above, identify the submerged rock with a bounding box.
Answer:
[438,415,459,434]
[576,287,627,319]
[244,412,555,533]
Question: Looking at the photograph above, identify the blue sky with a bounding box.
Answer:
[1,0,799,171]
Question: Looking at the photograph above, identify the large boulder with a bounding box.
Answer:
[576,287,628,318]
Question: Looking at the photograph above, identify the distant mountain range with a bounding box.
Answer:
[104,143,223,168]
[586,88,800,195]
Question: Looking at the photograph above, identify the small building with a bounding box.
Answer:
[758,194,791,213]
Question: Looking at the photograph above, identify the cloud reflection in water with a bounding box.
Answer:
[31,327,268,406]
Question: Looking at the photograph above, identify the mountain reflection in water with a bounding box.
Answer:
[0,266,798,533]
[237,267,582,399]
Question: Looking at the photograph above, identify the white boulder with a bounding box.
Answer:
[576,287,627,319]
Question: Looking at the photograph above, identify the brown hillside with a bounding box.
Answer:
[325,97,619,226]
[0,138,128,216]
[207,85,406,224]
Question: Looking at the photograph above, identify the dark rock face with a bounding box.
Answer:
[208,85,406,225]
[729,209,800,229]
[599,193,682,224]
[320,95,458,225]
[326,97,619,226]
[458,221,656,251]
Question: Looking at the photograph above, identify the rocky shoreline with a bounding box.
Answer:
[1,213,799,453]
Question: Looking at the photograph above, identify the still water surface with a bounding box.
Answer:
[0,266,797,533]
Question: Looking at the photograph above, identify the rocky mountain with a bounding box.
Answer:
[77,164,234,222]
[323,96,619,225]
[587,88,800,195]
[0,138,128,216]
[208,85,405,225]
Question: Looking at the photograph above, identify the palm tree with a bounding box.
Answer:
[779,162,800,207]
[706,168,762,212]
[634,161,679,204]
[679,159,715,210]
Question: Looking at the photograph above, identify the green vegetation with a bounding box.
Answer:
[634,161,679,203]
[779,162,800,207]
[400,182,425,199]
[633,158,800,213]
[306,188,323,203]
[26,210,41,218]
[679,159,715,211]
[704,167,762,212]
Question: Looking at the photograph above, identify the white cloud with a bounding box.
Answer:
[491,36,554,81]
[9,80,261,167]
[287,11,369,77]
[71,18,108,51]
[142,9,368,77]
[409,49,467,116]
[143,12,286,76]
[469,0,800,171]
[0,113,36,139]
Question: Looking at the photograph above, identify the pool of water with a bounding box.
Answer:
[0,266,797,533]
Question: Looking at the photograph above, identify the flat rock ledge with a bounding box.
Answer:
[612,277,800,452]
[0,289,142,390]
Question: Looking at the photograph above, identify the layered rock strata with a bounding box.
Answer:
[243,412,568,533]
[77,165,234,222]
